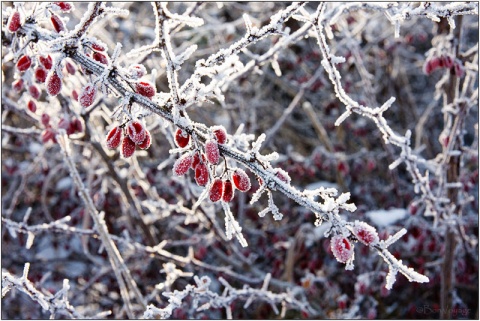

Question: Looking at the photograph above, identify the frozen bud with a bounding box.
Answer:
[121,136,136,158]
[16,55,32,72]
[12,79,24,92]
[79,83,97,108]
[330,235,354,263]
[127,121,146,144]
[174,128,190,148]
[29,85,41,100]
[34,67,47,83]
[209,178,224,202]
[195,162,209,186]
[136,81,156,98]
[106,126,122,149]
[27,100,37,113]
[232,168,251,192]
[205,139,220,164]
[222,179,234,202]
[173,153,194,176]
[352,222,379,246]
[128,64,147,79]
[92,52,108,65]
[51,13,65,33]
[212,125,227,144]
[41,113,50,127]
[274,168,291,184]
[46,72,62,96]
[39,55,53,70]
[138,130,152,150]
[8,11,22,32]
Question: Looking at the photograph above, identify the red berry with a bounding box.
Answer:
[50,13,65,33]
[16,55,32,72]
[72,89,79,101]
[128,64,146,79]
[121,136,136,158]
[72,118,83,133]
[8,11,21,32]
[58,117,70,130]
[337,161,349,175]
[54,2,73,12]
[274,168,291,184]
[41,113,50,127]
[46,72,62,96]
[39,56,53,70]
[66,122,76,135]
[138,130,152,149]
[192,152,206,169]
[212,125,227,144]
[106,126,122,149]
[195,162,209,186]
[205,139,220,164]
[92,52,108,65]
[173,153,194,176]
[351,221,379,246]
[232,168,251,192]
[12,79,24,92]
[79,83,97,108]
[27,100,37,113]
[175,128,190,148]
[51,14,65,33]
[209,178,224,202]
[91,43,106,52]
[29,85,41,100]
[42,128,56,143]
[127,121,146,144]
[65,61,76,75]
[222,180,234,202]
[34,67,47,83]
[331,235,354,263]
[443,55,454,68]
[136,81,156,98]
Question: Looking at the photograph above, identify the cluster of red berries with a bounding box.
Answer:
[40,113,82,144]
[423,55,465,77]
[172,125,252,202]
[106,120,151,158]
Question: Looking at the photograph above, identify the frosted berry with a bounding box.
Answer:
[222,180,234,202]
[212,125,227,144]
[46,72,62,96]
[274,168,291,184]
[128,64,146,79]
[192,152,206,169]
[232,168,251,192]
[39,56,53,70]
[352,222,379,246]
[205,139,220,165]
[54,2,73,12]
[12,79,24,92]
[72,89,79,101]
[58,117,70,130]
[138,130,151,150]
[29,85,41,100]
[91,43,106,52]
[121,136,136,158]
[136,81,156,98]
[79,83,97,108]
[106,126,122,149]
[443,55,454,68]
[34,67,47,83]
[41,113,50,127]
[66,121,76,135]
[17,55,32,72]
[8,11,22,32]
[209,178,224,202]
[65,61,76,75]
[331,235,354,263]
[195,162,209,186]
[175,129,190,148]
[127,121,146,144]
[72,118,83,133]
[173,153,194,176]
[93,52,108,65]
[27,100,37,113]
[51,14,65,33]
[42,128,57,143]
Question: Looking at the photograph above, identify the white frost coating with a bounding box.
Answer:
[222,202,248,247]
[329,54,346,64]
